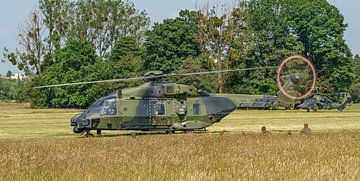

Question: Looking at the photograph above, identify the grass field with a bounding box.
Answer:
[1,102,360,180]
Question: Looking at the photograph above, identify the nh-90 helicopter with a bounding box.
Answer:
[35,55,317,136]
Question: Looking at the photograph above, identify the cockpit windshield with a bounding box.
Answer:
[90,99,104,113]
[88,97,117,115]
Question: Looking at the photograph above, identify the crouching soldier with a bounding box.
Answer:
[300,123,311,134]
[261,126,270,134]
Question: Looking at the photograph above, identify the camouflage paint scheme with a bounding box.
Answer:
[71,81,238,133]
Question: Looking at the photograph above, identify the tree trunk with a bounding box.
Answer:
[217,73,224,93]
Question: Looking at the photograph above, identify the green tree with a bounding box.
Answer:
[144,10,201,72]
[248,0,354,94]
[175,54,217,92]
[32,40,97,108]
[0,79,12,99]
[4,0,149,76]
[68,0,149,56]
[39,0,73,59]
[0,78,29,101]
[195,2,250,93]
[111,36,142,61]
[39,0,149,57]
[32,37,145,108]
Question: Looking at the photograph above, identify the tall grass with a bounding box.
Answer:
[1,133,360,180]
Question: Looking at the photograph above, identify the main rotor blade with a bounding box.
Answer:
[173,66,276,76]
[34,66,276,89]
[33,75,169,89]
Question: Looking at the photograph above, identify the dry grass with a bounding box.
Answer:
[1,102,360,180]
[210,104,360,133]
[1,133,360,180]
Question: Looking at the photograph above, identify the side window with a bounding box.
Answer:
[193,104,200,115]
[157,103,165,115]
[101,97,117,115]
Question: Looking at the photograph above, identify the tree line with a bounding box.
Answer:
[2,0,359,107]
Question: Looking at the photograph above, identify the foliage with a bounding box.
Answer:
[39,0,72,58]
[32,37,144,108]
[68,0,149,56]
[0,78,30,101]
[39,0,149,56]
[195,2,250,93]
[168,54,217,93]
[3,0,149,76]
[111,36,142,61]
[144,10,201,72]
[32,40,98,108]
[248,0,355,94]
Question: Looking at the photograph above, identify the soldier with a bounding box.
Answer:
[300,123,311,134]
[261,126,269,134]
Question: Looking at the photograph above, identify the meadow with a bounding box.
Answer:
[1,102,360,180]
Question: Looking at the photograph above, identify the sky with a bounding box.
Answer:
[0,0,359,75]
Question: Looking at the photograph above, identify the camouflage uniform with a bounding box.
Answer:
[261,126,270,134]
[300,123,311,134]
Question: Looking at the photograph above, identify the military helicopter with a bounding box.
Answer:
[297,94,351,112]
[35,55,317,136]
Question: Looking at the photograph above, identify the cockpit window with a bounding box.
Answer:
[90,99,104,113]
[320,97,333,103]
[101,97,117,115]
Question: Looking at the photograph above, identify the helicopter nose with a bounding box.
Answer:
[70,114,81,126]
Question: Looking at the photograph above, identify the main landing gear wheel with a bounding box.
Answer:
[277,54,317,100]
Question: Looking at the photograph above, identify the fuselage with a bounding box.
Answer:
[71,82,237,133]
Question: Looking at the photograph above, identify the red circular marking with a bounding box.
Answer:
[276,54,317,100]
